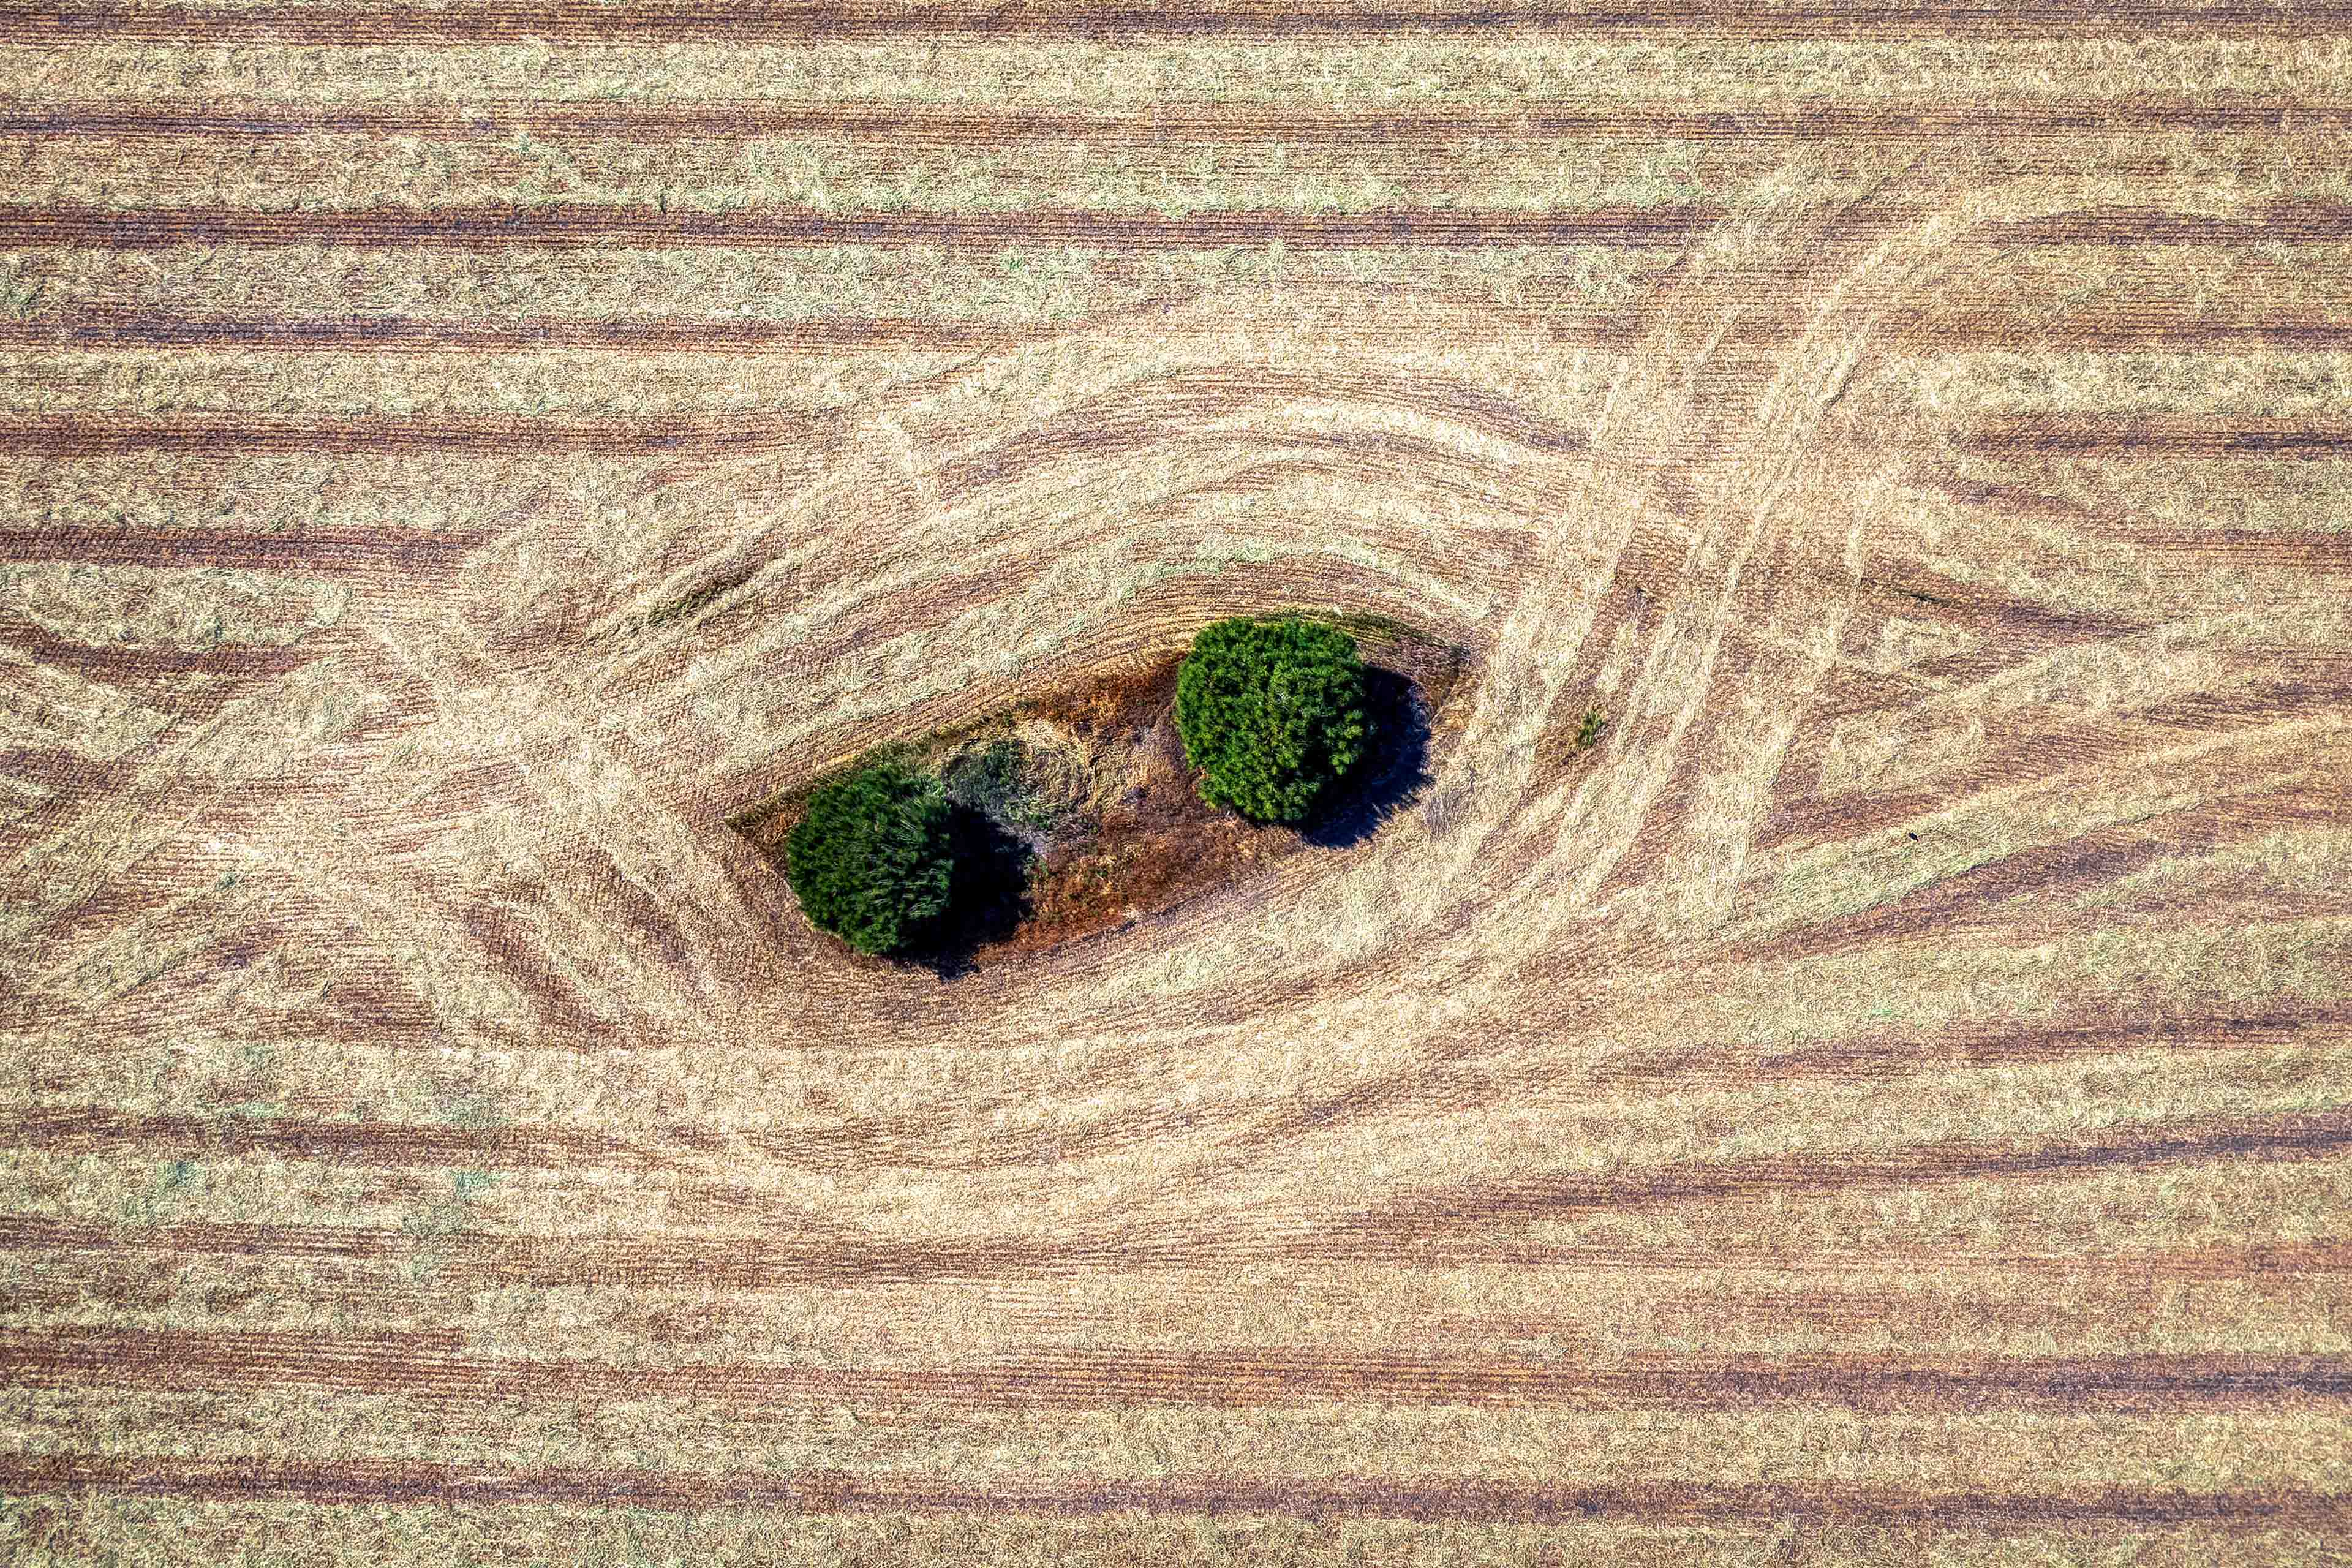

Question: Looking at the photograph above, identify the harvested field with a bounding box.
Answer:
[2,7,2350,1566]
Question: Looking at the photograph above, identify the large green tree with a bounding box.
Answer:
[783,761,956,956]
[1175,616,1371,824]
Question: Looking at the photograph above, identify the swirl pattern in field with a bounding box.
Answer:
[2,28,2350,1566]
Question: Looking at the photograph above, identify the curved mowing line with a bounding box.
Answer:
[1,1453,2345,1524]
[12,100,2351,140]
[0,2,2342,42]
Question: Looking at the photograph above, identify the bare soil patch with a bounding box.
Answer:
[734,618,1467,968]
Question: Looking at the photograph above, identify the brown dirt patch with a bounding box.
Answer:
[736,622,1465,965]
[994,654,1280,956]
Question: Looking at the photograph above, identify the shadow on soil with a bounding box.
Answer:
[905,804,1036,979]
[1298,666,1433,850]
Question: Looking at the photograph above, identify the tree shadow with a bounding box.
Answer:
[905,803,1035,978]
[1298,666,1432,850]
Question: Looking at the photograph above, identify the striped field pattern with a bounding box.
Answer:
[4,4,2351,1564]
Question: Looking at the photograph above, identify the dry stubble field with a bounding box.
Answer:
[3,4,2351,1564]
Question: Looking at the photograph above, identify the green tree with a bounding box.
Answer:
[1175,616,1371,824]
[783,761,956,956]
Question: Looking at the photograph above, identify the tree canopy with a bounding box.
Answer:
[783,761,956,956]
[1174,616,1371,824]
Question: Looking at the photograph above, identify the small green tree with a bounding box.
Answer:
[783,761,956,956]
[1175,616,1371,824]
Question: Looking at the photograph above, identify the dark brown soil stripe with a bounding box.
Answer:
[4,1215,2343,1285]
[1889,466,2352,574]
[2,1452,2345,1525]
[1956,417,2352,456]
[2021,526,2352,571]
[1601,1009,2352,1090]
[14,100,2352,141]
[1284,1003,2352,1150]
[1750,680,2348,862]
[0,1108,721,1172]
[1981,205,2352,244]
[0,526,483,571]
[1726,786,2352,969]
[0,2,2339,43]
[4,1329,2346,1413]
[1937,322,2352,349]
[10,312,2352,355]
[4,203,2345,252]
[0,414,827,456]
[0,315,1030,352]
[0,203,1712,249]
[1311,1109,2352,1254]
[0,619,326,691]
[14,405,2350,469]
[0,746,116,793]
